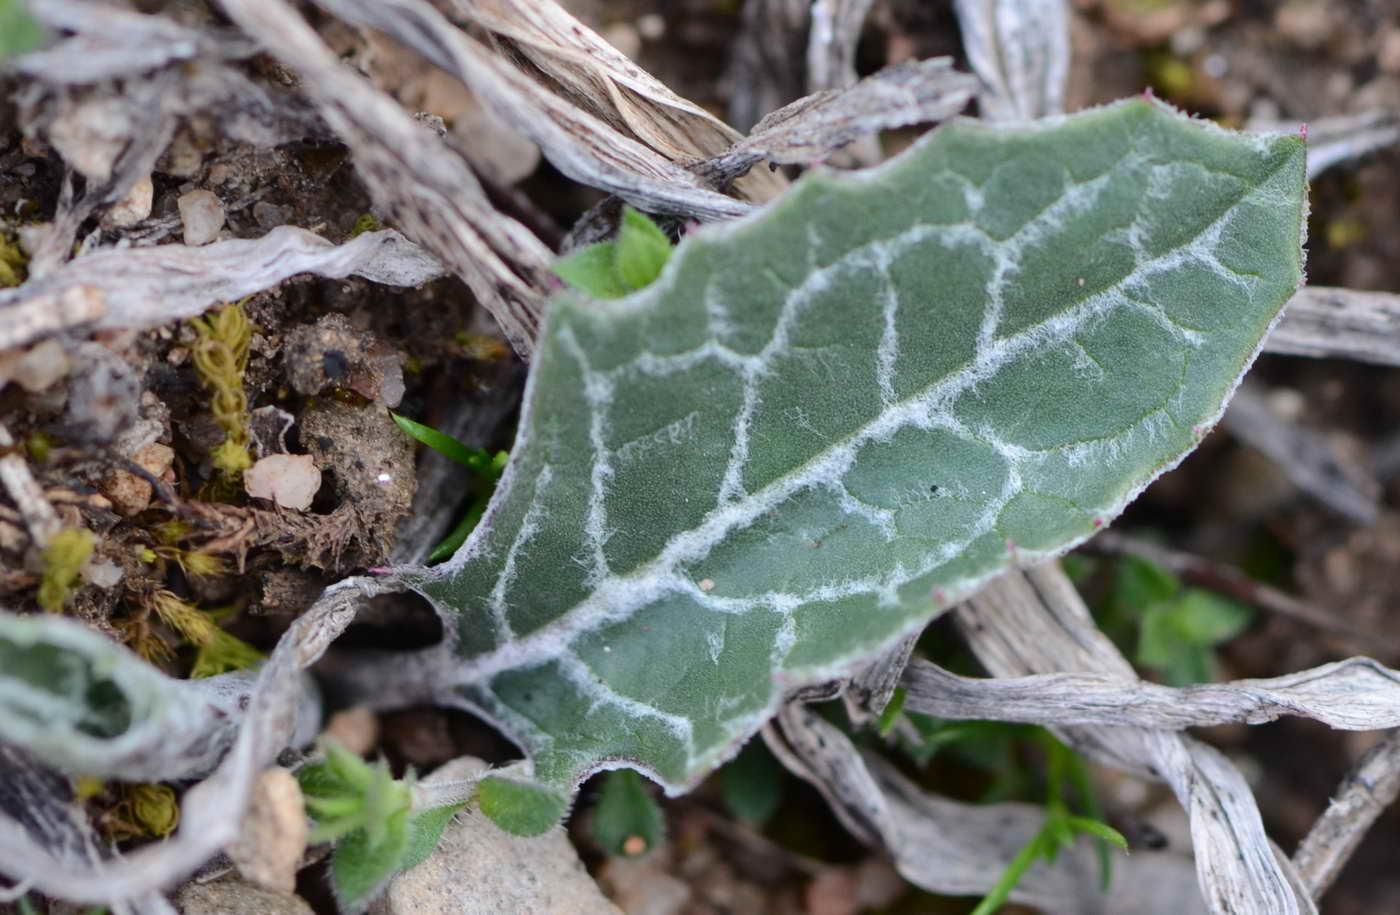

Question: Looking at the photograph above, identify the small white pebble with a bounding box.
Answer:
[178,189,225,246]
[245,454,322,511]
[101,174,153,228]
[11,338,70,393]
[698,578,715,592]
[376,472,392,484]
[82,559,124,588]
[637,13,665,40]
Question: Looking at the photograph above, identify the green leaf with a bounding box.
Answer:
[426,501,487,564]
[876,685,907,736]
[591,769,665,857]
[391,412,497,474]
[0,0,43,60]
[720,740,785,826]
[405,99,1306,826]
[330,810,411,914]
[1064,815,1129,851]
[1171,588,1253,644]
[553,243,630,300]
[554,208,673,299]
[614,207,673,290]
[476,775,568,836]
[1136,588,1252,685]
[399,803,467,872]
[1111,553,1180,614]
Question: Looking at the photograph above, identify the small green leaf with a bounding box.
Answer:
[553,242,630,300]
[0,0,43,60]
[876,685,908,736]
[1136,604,1179,668]
[1064,815,1130,850]
[330,810,411,914]
[299,743,412,845]
[614,207,672,290]
[427,503,486,564]
[1136,588,1252,685]
[721,740,785,826]
[390,412,496,473]
[1111,554,1180,615]
[970,835,1044,915]
[399,803,467,872]
[591,769,665,857]
[476,775,568,836]
[1171,589,1253,644]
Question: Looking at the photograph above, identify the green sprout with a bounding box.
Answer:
[1099,553,1254,686]
[591,769,664,858]
[298,741,466,913]
[552,206,673,300]
[390,412,507,563]
[970,730,1127,915]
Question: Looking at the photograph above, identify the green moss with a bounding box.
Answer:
[190,303,253,481]
[0,231,28,287]
[347,212,380,239]
[37,527,94,612]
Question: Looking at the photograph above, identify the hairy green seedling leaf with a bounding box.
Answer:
[720,740,785,826]
[614,207,673,290]
[475,775,569,836]
[553,207,673,299]
[299,742,466,912]
[400,98,1306,832]
[591,769,665,857]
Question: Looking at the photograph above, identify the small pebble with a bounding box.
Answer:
[101,442,175,516]
[101,174,154,228]
[254,201,288,229]
[1382,29,1400,73]
[244,454,322,511]
[10,338,70,393]
[82,560,123,588]
[178,189,225,246]
[226,768,308,893]
[322,706,380,756]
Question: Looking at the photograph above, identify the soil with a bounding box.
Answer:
[4,0,1400,913]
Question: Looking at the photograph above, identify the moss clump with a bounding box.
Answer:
[101,783,180,841]
[190,303,253,484]
[138,590,262,678]
[347,212,380,239]
[0,231,27,287]
[37,527,94,612]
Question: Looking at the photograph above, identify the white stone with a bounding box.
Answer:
[370,758,622,915]
[244,454,322,510]
[10,338,70,392]
[101,175,154,228]
[178,189,225,246]
[227,768,308,893]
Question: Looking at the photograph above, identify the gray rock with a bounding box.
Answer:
[176,877,314,915]
[370,758,622,915]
